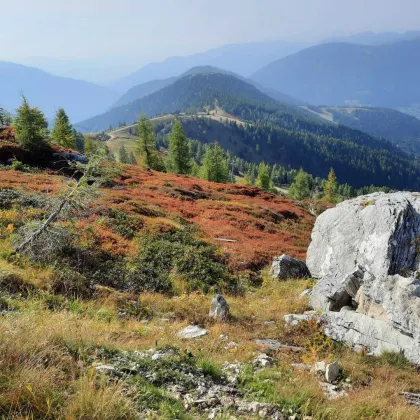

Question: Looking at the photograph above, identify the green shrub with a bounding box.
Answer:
[126,226,233,294]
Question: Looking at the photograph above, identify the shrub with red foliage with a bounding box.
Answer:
[0,165,315,273]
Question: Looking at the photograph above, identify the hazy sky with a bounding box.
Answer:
[2,0,419,66]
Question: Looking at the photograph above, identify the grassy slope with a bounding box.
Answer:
[0,164,419,418]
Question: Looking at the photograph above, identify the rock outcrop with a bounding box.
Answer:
[307,192,420,364]
[270,254,311,280]
[209,294,229,321]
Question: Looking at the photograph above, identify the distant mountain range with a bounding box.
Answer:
[251,38,420,110]
[323,30,420,45]
[108,40,307,93]
[0,61,118,122]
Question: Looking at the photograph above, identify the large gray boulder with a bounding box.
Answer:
[270,254,311,280]
[306,192,420,364]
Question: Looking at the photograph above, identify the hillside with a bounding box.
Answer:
[251,39,420,110]
[79,72,311,132]
[109,40,307,92]
[112,66,303,110]
[0,61,118,122]
[304,106,420,155]
[106,114,420,191]
[1,159,420,418]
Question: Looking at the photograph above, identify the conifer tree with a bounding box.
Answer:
[118,144,129,163]
[324,168,338,202]
[14,96,49,151]
[72,129,85,153]
[0,107,12,126]
[167,119,191,174]
[84,136,98,157]
[201,143,230,183]
[128,152,137,165]
[256,162,272,192]
[135,115,164,171]
[288,168,313,200]
[51,108,76,149]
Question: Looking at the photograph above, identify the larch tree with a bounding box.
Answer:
[135,115,164,171]
[14,96,49,152]
[167,119,191,174]
[324,168,338,202]
[256,162,273,192]
[288,168,313,200]
[51,108,76,149]
[201,143,230,183]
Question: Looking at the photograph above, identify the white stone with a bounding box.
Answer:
[177,325,208,339]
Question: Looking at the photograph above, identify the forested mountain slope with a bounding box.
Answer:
[304,106,420,155]
[79,72,420,191]
[251,39,420,109]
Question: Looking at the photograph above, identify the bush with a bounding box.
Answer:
[126,226,233,294]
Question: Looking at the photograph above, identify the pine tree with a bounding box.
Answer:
[324,168,338,202]
[167,119,191,174]
[51,108,76,149]
[201,143,230,183]
[118,144,129,163]
[256,162,272,192]
[135,115,164,171]
[128,152,137,165]
[288,168,313,200]
[14,96,49,151]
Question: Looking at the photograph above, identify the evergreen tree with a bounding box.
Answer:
[0,107,12,126]
[324,168,338,202]
[167,119,191,174]
[84,136,98,157]
[51,108,76,149]
[72,129,85,153]
[288,168,313,200]
[128,152,137,165]
[118,144,129,163]
[201,143,230,183]
[14,96,49,151]
[256,162,272,192]
[135,115,164,171]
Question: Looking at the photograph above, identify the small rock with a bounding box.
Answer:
[314,361,326,373]
[253,353,275,368]
[209,294,229,321]
[270,254,311,280]
[225,341,239,350]
[325,361,340,383]
[94,364,116,373]
[284,312,318,326]
[319,382,347,400]
[177,325,208,339]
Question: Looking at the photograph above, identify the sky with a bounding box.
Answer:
[2,0,420,80]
